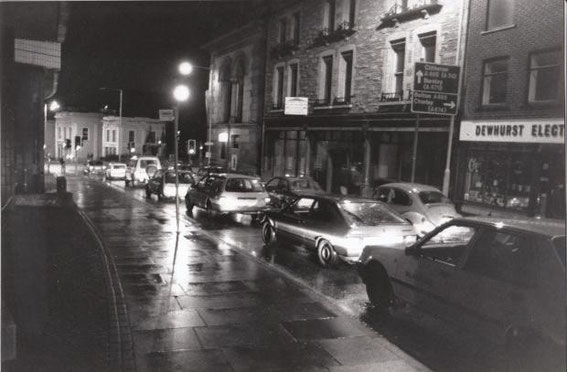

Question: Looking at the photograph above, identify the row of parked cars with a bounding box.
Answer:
[94,158,566,368]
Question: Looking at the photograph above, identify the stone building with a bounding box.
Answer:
[101,116,167,159]
[54,112,103,162]
[202,20,266,175]
[454,0,564,219]
[262,0,467,194]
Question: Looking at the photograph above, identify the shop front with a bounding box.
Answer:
[456,119,565,219]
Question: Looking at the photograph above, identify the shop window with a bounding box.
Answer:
[486,0,514,31]
[337,50,353,104]
[482,58,508,105]
[288,63,299,97]
[292,12,300,45]
[528,50,561,103]
[274,66,285,109]
[418,31,436,63]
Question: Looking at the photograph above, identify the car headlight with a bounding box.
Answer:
[264,197,271,204]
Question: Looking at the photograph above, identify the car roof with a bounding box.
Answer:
[270,176,316,181]
[453,217,565,238]
[220,173,261,179]
[379,182,442,193]
[295,192,380,204]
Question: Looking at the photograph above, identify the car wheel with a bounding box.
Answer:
[317,240,338,268]
[145,186,152,199]
[365,263,393,314]
[262,222,276,245]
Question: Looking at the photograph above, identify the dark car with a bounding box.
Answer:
[264,176,324,208]
[357,217,566,371]
[84,160,106,175]
[261,194,416,267]
[146,170,196,200]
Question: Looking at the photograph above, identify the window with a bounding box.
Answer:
[275,66,285,109]
[420,224,479,266]
[338,51,353,103]
[279,18,287,45]
[231,134,239,149]
[391,39,406,95]
[58,127,61,140]
[292,12,300,45]
[82,128,89,141]
[322,55,333,104]
[418,31,436,62]
[486,0,514,31]
[324,0,336,32]
[389,188,412,206]
[112,130,116,142]
[147,131,156,143]
[482,58,508,105]
[345,0,356,27]
[220,142,227,159]
[106,129,110,142]
[128,130,135,143]
[528,50,561,103]
[289,63,299,97]
[289,197,315,214]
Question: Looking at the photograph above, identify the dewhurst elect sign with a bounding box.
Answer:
[459,119,565,144]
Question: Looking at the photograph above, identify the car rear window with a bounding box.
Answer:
[339,201,406,226]
[165,172,194,184]
[225,178,264,192]
[419,191,450,204]
[140,160,157,168]
[290,180,322,191]
[113,164,126,169]
[552,236,566,266]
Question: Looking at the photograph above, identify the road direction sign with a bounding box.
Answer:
[412,62,460,116]
[159,109,175,121]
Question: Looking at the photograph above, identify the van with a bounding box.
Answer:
[125,156,161,186]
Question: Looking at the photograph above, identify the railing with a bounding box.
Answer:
[270,40,300,59]
[313,98,331,107]
[382,0,441,22]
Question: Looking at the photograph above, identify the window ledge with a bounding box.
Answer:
[269,109,284,113]
[481,24,517,35]
[313,104,352,111]
[478,104,510,112]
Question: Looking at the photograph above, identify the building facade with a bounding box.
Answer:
[202,20,266,175]
[54,112,103,162]
[101,116,167,159]
[455,0,564,219]
[262,0,467,194]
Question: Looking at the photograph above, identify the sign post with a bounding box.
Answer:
[411,62,461,186]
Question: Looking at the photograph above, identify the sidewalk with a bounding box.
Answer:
[67,175,429,372]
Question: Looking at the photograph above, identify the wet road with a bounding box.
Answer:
[73,174,507,372]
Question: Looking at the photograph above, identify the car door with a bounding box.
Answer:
[276,197,315,243]
[302,199,345,246]
[449,228,540,341]
[190,177,209,207]
[397,222,482,320]
[265,178,283,206]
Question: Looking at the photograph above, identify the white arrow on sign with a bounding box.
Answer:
[416,70,424,84]
[443,101,456,109]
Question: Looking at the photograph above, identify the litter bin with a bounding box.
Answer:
[56,176,67,193]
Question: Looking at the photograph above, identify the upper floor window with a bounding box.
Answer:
[321,55,334,104]
[128,130,135,143]
[279,18,287,45]
[288,63,299,97]
[292,12,300,45]
[418,31,436,63]
[106,129,110,142]
[82,128,89,141]
[58,127,62,140]
[231,134,240,149]
[324,0,336,33]
[112,130,116,142]
[391,38,406,95]
[528,50,561,103]
[486,0,514,31]
[345,0,356,27]
[338,51,353,104]
[275,66,285,109]
[482,57,509,105]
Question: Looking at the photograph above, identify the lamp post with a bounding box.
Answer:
[173,84,190,233]
[100,87,123,160]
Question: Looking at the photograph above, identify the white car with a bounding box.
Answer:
[104,162,127,180]
[125,156,161,186]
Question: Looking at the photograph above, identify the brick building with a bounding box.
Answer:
[202,20,266,174]
[454,0,564,219]
[262,0,467,194]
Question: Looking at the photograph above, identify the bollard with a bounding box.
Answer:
[56,176,67,193]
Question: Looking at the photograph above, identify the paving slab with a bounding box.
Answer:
[282,317,373,340]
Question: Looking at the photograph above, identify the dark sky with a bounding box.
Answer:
[55,1,260,140]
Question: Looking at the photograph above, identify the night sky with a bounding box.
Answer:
[55,1,260,140]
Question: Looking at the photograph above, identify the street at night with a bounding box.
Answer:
[2,0,565,371]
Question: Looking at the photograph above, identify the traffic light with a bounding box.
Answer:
[188,139,196,155]
[65,139,72,149]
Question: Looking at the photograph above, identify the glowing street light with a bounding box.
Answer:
[178,61,193,76]
[173,84,190,102]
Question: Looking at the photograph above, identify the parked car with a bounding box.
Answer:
[194,166,224,181]
[146,170,196,200]
[84,160,106,175]
[374,182,461,235]
[265,176,324,208]
[261,194,417,267]
[357,217,565,370]
[125,156,161,187]
[104,162,127,180]
[185,173,270,218]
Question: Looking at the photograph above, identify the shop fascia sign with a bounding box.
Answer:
[284,97,308,115]
[459,119,564,144]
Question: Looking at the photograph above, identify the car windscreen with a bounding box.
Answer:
[165,172,193,184]
[552,236,566,266]
[139,160,157,168]
[224,178,264,192]
[419,191,450,204]
[339,201,405,226]
[290,180,322,191]
[113,164,126,169]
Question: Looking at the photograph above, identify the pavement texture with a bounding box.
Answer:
[2,173,429,372]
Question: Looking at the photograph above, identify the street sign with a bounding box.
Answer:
[284,97,308,115]
[159,109,174,121]
[204,142,213,146]
[411,62,460,116]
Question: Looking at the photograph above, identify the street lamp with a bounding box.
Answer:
[172,84,190,233]
[99,87,123,160]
